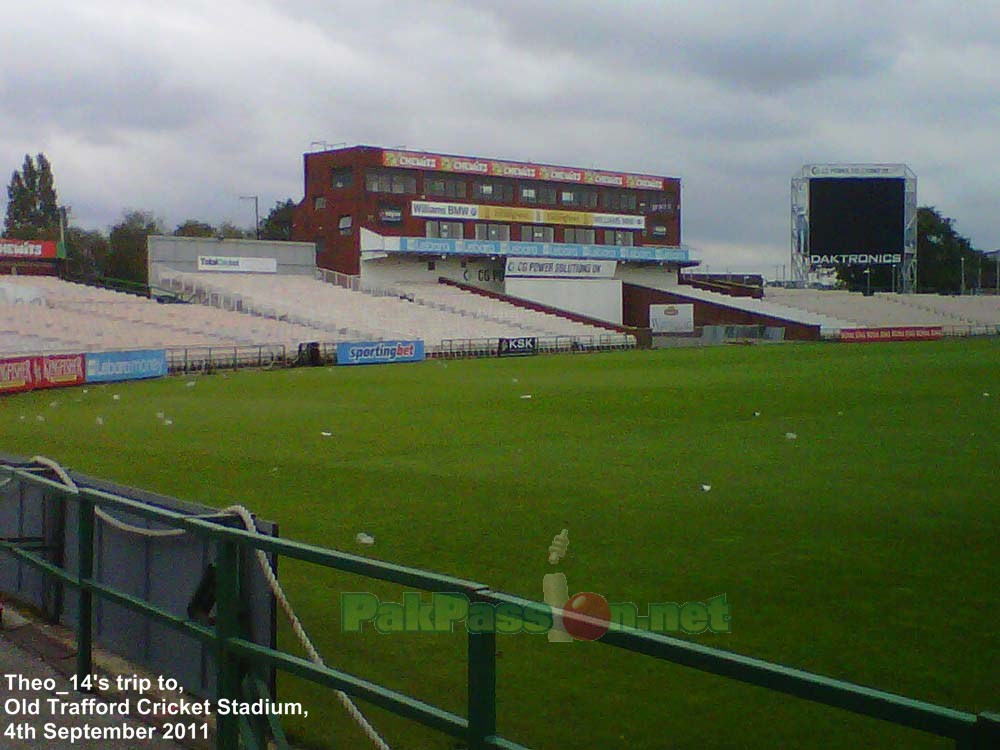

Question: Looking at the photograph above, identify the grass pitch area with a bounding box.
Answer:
[3,339,998,749]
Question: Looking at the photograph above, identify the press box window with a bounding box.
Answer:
[473,179,513,202]
[314,196,326,210]
[426,220,464,239]
[338,215,353,235]
[606,229,634,246]
[331,168,353,189]
[521,226,554,243]
[605,190,638,211]
[560,188,598,208]
[475,223,509,241]
[425,176,466,198]
[564,227,595,244]
[365,169,417,194]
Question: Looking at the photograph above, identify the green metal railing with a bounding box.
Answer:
[1,465,997,749]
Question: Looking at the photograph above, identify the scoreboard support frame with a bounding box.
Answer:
[791,164,917,293]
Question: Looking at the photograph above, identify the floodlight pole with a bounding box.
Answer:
[240,195,260,239]
[960,257,965,296]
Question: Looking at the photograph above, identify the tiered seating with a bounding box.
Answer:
[159,271,623,346]
[882,293,1000,327]
[764,288,997,328]
[0,277,322,355]
[394,282,615,339]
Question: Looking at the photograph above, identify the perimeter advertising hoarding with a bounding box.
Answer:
[0,354,86,394]
[497,337,538,357]
[649,304,695,334]
[808,178,904,265]
[840,327,942,342]
[336,340,425,366]
[85,350,168,383]
[0,239,61,259]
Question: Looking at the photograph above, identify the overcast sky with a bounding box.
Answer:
[3,1,998,273]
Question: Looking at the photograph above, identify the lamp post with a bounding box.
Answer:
[240,195,260,239]
[864,264,871,295]
[960,256,965,296]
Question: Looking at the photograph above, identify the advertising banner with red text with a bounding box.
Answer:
[0,353,86,394]
[840,327,943,343]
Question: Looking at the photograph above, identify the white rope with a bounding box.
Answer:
[17,457,392,750]
[221,503,392,750]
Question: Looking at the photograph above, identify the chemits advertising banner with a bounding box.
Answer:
[85,350,168,383]
[336,340,425,366]
[0,354,85,394]
[0,239,61,259]
[649,304,695,334]
[840,327,943,342]
[384,150,666,190]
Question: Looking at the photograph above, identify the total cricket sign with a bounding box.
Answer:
[649,304,694,334]
[0,239,61,259]
[336,340,425,366]
[497,337,538,357]
[197,256,277,273]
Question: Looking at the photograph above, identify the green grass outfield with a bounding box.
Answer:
[2,339,998,749]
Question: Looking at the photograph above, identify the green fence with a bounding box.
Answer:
[1,464,996,749]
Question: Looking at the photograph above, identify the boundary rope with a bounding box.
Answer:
[7,457,392,750]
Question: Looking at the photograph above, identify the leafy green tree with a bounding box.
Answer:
[259,198,295,240]
[4,153,60,239]
[915,207,981,293]
[106,210,162,283]
[174,219,216,237]
[217,221,249,239]
[835,207,990,293]
[64,226,110,279]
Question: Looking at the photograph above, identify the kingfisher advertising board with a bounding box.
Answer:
[336,340,425,366]
[0,354,85,394]
[85,350,168,383]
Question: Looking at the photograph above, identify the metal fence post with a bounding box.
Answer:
[75,494,94,688]
[215,537,242,750]
[467,603,497,750]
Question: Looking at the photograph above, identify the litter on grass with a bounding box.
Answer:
[785,432,798,440]
[355,533,375,545]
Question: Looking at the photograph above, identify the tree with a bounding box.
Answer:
[217,221,249,239]
[914,207,982,293]
[64,226,110,279]
[835,207,989,294]
[174,219,216,237]
[259,198,295,240]
[106,210,162,284]
[4,153,60,240]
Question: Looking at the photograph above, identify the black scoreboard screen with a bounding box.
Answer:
[808,178,904,262]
